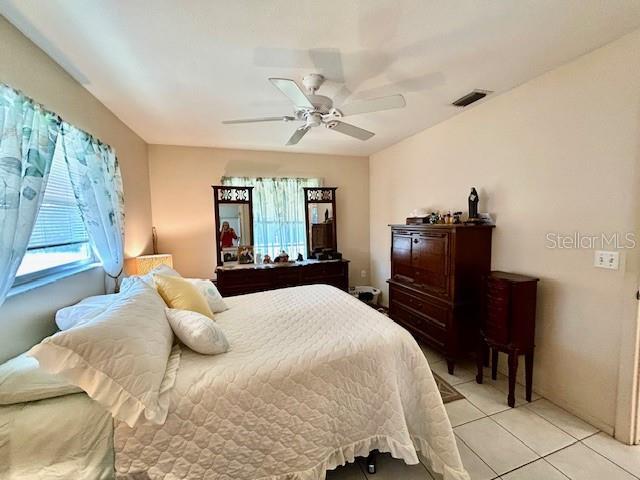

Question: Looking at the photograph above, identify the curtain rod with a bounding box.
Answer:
[1,82,114,151]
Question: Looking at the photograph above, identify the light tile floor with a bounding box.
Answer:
[326,344,640,480]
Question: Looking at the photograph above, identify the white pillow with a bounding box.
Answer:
[187,278,228,313]
[55,294,118,331]
[121,264,181,291]
[165,308,230,355]
[0,353,81,405]
[28,279,179,427]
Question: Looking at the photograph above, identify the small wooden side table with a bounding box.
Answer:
[476,271,539,407]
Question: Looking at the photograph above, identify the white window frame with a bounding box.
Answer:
[12,249,96,287]
[12,138,97,288]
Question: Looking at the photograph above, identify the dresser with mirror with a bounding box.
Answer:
[213,185,349,296]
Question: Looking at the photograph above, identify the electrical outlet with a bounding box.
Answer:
[360,269,367,278]
[594,250,619,270]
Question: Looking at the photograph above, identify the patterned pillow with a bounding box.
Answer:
[187,279,229,314]
[165,308,230,355]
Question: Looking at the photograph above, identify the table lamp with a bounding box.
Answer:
[126,254,173,275]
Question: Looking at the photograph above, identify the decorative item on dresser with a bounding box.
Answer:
[387,223,494,374]
[215,259,349,296]
[476,271,539,407]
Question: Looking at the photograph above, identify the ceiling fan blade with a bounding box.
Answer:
[327,121,374,141]
[309,48,345,83]
[286,126,311,146]
[333,85,353,106]
[338,94,406,117]
[222,116,295,125]
[269,78,314,109]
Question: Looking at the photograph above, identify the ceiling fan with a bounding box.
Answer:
[222,74,406,145]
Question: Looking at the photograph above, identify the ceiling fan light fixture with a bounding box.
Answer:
[307,113,323,127]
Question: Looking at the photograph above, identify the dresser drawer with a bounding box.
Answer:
[305,261,344,278]
[391,286,448,329]
[390,301,446,349]
[274,269,301,288]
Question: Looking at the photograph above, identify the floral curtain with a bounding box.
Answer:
[0,84,61,305]
[222,176,321,259]
[61,123,125,280]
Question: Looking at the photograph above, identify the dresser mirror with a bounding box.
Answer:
[303,187,338,259]
[212,186,254,265]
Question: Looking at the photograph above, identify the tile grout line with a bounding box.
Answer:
[454,385,514,416]
[453,431,499,479]
[449,411,489,429]
[579,438,640,479]
[485,415,544,468]
[489,402,582,451]
[456,415,542,476]
[498,455,571,479]
[521,399,601,442]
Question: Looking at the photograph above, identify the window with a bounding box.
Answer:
[222,176,321,259]
[14,138,94,284]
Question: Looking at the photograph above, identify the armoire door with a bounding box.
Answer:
[391,231,414,281]
[411,232,450,296]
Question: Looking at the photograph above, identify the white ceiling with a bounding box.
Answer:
[3,1,640,156]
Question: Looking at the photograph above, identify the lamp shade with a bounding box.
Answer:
[126,254,173,275]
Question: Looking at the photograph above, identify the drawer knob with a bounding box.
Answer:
[413,238,419,244]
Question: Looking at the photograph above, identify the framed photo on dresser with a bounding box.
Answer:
[222,247,239,265]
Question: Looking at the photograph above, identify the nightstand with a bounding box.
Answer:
[476,271,539,407]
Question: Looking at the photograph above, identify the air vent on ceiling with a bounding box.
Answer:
[452,89,493,107]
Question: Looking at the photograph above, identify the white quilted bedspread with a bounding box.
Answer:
[114,285,468,480]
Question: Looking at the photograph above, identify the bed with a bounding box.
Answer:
[0,392,113,479]
[2,284,468,480]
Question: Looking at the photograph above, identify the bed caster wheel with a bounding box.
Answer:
[366,450,377,474]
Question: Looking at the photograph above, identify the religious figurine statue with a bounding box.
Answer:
[468,188,479,219]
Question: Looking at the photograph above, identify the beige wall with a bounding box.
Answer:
[369,30,640,432]
[0,17,153,361]
[148,145,370,285]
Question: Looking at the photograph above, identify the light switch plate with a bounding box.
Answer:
[594,250,619,270]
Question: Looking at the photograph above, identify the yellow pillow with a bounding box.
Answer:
[154,274,214,319]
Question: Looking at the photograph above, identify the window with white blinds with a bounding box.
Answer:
[14,138,94,283]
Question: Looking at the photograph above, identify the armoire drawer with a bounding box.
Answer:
[390,284,449,329]
[390,301,446,348]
